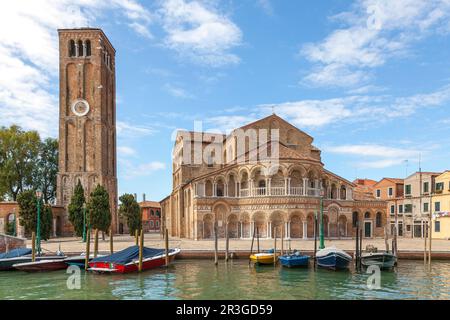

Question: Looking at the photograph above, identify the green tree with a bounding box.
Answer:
[87,184,111,232]
[33,138,58,204]
[68,181,86,237]
[0,125,40,201]
[119,193,141,236]
[17,190,52,240]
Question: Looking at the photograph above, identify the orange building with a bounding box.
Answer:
[353,179,377,201]
[140,201,161,233]
[373,178,404,200]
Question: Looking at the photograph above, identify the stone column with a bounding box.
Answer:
[249,179,254,197]
[267,222,271,238]
[284,178,288,196]
[235,181,239,198]
[288,178,291,195]
[267,178,271,196]
[53,218,57,237]
[337,185,341,200]
[284,222,288,239]
[224,183,228,197]
[250,221,254,238]
[303,221,308,239]
[347,188,352,200]
[213,183,217,197]
[303,178,308,196]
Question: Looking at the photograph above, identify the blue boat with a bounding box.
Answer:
[279,251,310,268]
[316,247,352,270]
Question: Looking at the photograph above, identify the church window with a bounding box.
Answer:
[69,40,76,57]
[77,40,84,56]
[85,40,91,56]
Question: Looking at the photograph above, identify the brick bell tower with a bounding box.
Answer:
[56,28,118,234]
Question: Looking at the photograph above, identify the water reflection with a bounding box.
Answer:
[1,259,450,300]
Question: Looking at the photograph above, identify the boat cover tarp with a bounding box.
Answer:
[0,248,32,259]
[90,245,172,264]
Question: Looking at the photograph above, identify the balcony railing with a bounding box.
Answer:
[201,187,323,198]
[290,187,303,196]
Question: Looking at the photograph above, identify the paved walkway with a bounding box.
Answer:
[32,233,450,255]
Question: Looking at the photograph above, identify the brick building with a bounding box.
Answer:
[0,202,66,238]
[161,114,387,240]
[140,201,161,233]
[56,28,118,235]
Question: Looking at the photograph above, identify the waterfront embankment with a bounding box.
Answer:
[28,233,450,259]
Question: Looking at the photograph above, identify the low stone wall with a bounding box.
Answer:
[0,234,26,253]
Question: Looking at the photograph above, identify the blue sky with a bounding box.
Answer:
[1,0,450,202]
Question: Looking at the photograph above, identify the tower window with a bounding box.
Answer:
[69,40,76,57]
[85,40,91,56]
[77,40,84,56]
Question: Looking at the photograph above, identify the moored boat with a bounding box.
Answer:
[316,247,352,270]
[0,248,32,271]
[361,251,397,270]
[64,254,105,267]
[279,251,310,268]
[0,248,65,271]
[249,252,278,265]
[13,258,68,272]
[88,245,181,274]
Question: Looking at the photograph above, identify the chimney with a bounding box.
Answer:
[143,193,146,202]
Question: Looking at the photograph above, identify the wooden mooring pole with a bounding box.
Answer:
[257,227,260,253]
[281,225,284,256]
[273,228,277,267]
[138,229,144,272]
[109,226,114,254]
[424,223,427,265]
[313,214,318,269]
[31,232,36,262]
[94,229,99,258]
[225,223,229,262]
[359,227,363,270]
[214,221,218,265]
[85,229,91,271]
[249,224,256,262]
[165,228,169,267]
[355,222,359,269]
[135,229,139,246]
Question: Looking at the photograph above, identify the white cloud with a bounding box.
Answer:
[117,121,156,138]
[256,0,274,16]
[120,160,167,178]
[204,115,257,133]
[0,1,152,137]
[118,146,137,156]
[325,144,421,169]
[301,0,450,87]
[158,0,242,67]
[164,83,194,99]
[261,84,450,128]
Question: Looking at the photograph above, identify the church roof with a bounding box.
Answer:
[237,113,314,140]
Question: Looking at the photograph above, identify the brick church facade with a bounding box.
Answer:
[161,114,387,240]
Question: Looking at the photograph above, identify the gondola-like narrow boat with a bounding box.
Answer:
[279,251,310,268]
[316,247,352,270]
[13,258,68,272]
[88,245,181,274]
[0,248,65,271]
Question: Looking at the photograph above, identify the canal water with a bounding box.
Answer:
[1,259,449,300]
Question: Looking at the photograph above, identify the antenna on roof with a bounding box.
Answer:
[271,106,275,115]
[403,159,409,177]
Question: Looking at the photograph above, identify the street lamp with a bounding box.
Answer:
[82,203,87,243]
[319,189,325,249]
[35,190,43,256]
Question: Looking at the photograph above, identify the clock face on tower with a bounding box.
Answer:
[71,99,90,117]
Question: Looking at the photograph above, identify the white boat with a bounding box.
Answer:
[316,247,352,270]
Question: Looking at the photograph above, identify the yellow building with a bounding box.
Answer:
[432,171,450,239]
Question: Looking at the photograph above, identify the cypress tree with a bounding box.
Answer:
[119,193,142,236]
[68,180,86,237]
[87,184,111,232]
